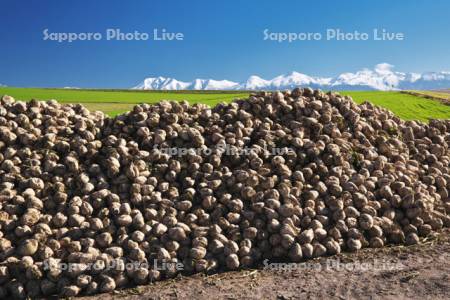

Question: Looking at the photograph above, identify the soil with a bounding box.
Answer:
[401,91,450,105]
[75,229,450,300]
[435,89,450,94]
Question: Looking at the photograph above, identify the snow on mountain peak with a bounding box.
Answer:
[244,75,271,90]
[133,64,450,91]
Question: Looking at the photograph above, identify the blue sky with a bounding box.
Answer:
[1,0,449,88]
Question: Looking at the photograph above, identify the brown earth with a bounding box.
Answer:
[74,229,450,300]
[401,90,450,105]
[435,89,450,94]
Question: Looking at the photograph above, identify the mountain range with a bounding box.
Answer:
[133,63,450,91]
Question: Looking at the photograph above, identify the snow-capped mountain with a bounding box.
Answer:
[134,77,240,90]
[268,71,331,90]
[244,75,271,90]
[134,77,191,90]
[133,64,450,91]
[190,79,240,90]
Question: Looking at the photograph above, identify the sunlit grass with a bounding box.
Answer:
[1,87,450,121]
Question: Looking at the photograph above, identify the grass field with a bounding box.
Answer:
[1,87,450,122]
[408,90,450,100]
[344,91,450,121]
[0,87,248,116]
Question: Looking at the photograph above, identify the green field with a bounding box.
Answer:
[0,87,248,116]
[344,91,450,121]
[408,90,450,100]
[1,87,450,122]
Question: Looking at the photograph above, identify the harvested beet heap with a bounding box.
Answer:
[0,88,449,298]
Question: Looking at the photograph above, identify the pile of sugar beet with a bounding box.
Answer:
[0,88,449,298]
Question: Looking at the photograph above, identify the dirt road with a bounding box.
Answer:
[75,229,450,300]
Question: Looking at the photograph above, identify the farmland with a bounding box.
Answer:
[1,87,450,121]
[345,91,450,121]
[79,229,450,300]
[408,89,450,100]
[1,87,450,299]
[0,87,249,116]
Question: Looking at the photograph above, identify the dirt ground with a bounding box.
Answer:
[401,91,450,105]
[78,229,450,300]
